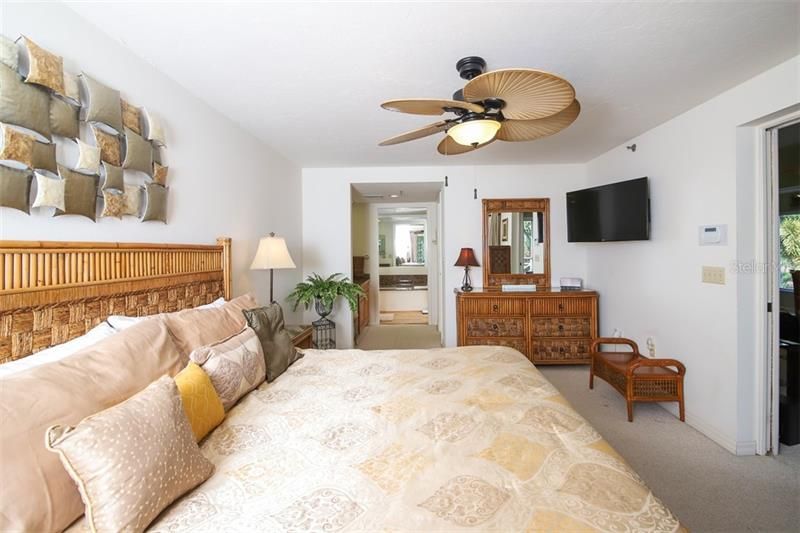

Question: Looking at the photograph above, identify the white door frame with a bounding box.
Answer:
[755,111,800,455]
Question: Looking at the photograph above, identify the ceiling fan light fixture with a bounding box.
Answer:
[447,119,501,147]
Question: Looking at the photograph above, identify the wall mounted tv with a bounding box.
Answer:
[567,177,650,242]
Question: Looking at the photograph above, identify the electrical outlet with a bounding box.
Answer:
[646,337,656,357]
[702,266,726,285]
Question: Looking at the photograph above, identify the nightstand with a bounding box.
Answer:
[286,325,313,349]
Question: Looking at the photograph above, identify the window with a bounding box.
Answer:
[780,215,800,290]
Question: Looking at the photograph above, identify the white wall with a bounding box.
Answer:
[302,164,588,347]
[0,2,304,319]
[583,55,800,454]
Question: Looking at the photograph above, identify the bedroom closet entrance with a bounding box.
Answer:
[350,183,443,350]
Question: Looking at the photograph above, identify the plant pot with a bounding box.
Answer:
[315,299,333,319]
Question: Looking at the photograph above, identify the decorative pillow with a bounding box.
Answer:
[175,362,225,441]
[243,302,300,382]
[21,36,64,95]
[32,140,57,174]
[143,107,166,146]
[0,124,34,168]
[45,376,214,533]
[153,145,163,165]
[122,183,141,216]
[100,161,123,192]
[54,165,97,221]
[75,138,100,173]
[82,73,122,133]
[123,126,153,174]
[153,161,168,185]
[32,171,65,210]
[190,327,266,411]
[0,318,187,533]
[49,94,79,138]
[0,35,18,71]
[0,63,51,141]
[0,165,32,214]
[142,182,167,223]
[62,72,80,105]
[100,190,124,218]
[91,124,121,166]
[121,99,142,134]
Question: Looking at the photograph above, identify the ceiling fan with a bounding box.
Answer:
[378,56,580,155]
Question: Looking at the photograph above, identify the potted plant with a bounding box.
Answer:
[288,273,365,319]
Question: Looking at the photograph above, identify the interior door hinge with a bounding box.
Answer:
[767,302,773,313]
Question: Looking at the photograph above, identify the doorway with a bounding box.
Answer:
[767,119,800,461]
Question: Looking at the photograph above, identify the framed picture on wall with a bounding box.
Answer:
[501,219,509,241]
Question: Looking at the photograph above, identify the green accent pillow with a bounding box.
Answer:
[0,63,51,141]
[32,140,57,174]
[50,95,79,138]
[100,161,123,193]
[122,127,152,175]
[242,303,301,383]
[141,182,167,223]
[54,165,98,221]
[81,73,122,134]
[0,165,32,214]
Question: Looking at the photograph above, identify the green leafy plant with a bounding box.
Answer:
[288,273,364,313]
[780,215,800,289]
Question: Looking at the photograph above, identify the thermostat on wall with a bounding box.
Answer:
[698,224,727,246]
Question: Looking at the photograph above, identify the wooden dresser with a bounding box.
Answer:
[456,288,598,364]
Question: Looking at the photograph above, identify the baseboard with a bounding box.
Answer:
[660,403,755,455]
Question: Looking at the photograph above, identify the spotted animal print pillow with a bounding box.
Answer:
[189,326,266,411]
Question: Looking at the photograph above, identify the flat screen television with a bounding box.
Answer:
[567,177,650,242]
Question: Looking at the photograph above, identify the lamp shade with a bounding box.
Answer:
[454,247,480,267]
[250,233,296,270]
[447,119,501,146]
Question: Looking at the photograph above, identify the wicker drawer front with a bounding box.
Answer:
[531,338,591,362]
[465,337,526,353]
[530,317,591,337]
[462,298,525,316]
[530,297,594,316]
[466,317,524,337]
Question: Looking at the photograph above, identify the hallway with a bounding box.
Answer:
[355,325,441,350]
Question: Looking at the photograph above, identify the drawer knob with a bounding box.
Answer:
[558,303,564,310]
[492,324,499,331]
[492,304,499,312]
[558,325,564,331]
[559,347,565,352]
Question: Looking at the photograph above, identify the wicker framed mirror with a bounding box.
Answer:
[482,198,550,289]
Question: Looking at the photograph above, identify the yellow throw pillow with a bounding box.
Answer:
[174,362,225,441]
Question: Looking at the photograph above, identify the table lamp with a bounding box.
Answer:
[251,233,296,303]
[454,247,480,292]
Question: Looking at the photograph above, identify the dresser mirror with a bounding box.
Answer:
[483,198,550,288]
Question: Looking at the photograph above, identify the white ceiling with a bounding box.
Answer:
[67,1,799,167]
[351,182,442,204]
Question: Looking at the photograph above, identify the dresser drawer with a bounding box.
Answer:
[465,337,526,353]
[530,317,591,337]
[531,338,591,363]
[530,297,595,316]
[461,298,526,316]
[466,317,524,337]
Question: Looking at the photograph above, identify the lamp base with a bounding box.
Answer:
[461,266,473,292]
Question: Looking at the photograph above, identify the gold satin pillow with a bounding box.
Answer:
[22,36,65,95]
[175,362,225,441]
[46,376,214,533]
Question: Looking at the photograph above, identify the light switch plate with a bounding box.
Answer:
[702,266,726,284]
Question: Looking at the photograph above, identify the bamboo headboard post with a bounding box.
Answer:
[0,238,233,363]
[217,237,232,300]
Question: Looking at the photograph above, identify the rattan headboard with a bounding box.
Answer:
[0,238,232,363]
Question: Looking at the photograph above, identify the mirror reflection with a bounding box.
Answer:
[379,212,426,267]
[486,211,545,274]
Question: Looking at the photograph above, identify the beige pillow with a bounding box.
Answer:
[46,376,214,533]
[190,326,266,411]
[100,190,125,218]
[0,63,51,141]
[21,36,65,95]
[122,183,142,216]
[63,72,81,105]
[142,182,167,223]
[121,98,142,134]
[100,161,123,192]
[75,138,101,173]
[91,124,121,166]
[32,171,65,210]
[54,165,98,221]
[0,123,34,168]
[123,126,153,175]
[0,318,187,533]
[153,161,169,185]
[0,165,32,214]
[32,139,57,174]
[50,94,79,138]
[82,73,122,133]
[0,35,18,71]
[163,293,258,357]
[243,303,301,383]
[143,107,166,146]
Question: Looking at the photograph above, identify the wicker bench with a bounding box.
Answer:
[589,337,686,422]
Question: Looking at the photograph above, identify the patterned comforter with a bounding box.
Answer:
[69,346,683,532]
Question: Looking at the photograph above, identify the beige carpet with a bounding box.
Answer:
[539,365,800,532]
[356,325,441,350]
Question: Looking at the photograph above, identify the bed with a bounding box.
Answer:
[0,239,683,532]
